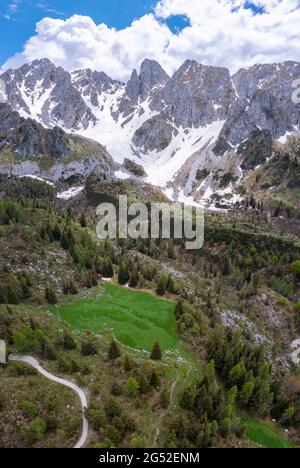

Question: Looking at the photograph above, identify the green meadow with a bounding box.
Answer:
[50,282,183,354]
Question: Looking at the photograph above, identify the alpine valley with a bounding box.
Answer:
[1,57,300,450]
[1,58,300,214]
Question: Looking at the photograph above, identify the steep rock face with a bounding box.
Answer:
[139,59,169,101]
[118,59,169,117]
[222,62,300,145]
[1,59,57,116]
[3,59,300,149]
[1,59,96,130]
[239,135,300,218]
[0,103,70,159]
[2,58,300,208]
[0,103,115,181]
[154,60,235,128]
[71,69,120,107]
[119,69,141,118]
[123,158,146,177]
[50,76,96,130]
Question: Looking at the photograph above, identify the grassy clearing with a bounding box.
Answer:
[244,418,296,449]
[50,282,187,356]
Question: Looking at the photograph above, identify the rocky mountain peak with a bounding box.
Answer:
[1,58,300,209]
[139,59,169,100]
[118,60,170,117]
[126,68,141,102]
[0,102,70,159]
[159,60,235,128]
[71,68,120,107]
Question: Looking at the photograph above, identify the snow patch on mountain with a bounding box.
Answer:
[143,120,225,188]
[20,174,54,186]
[18,80,55,122]
[76,92,159,165]
[57,186,84,200]
[115,170,130,180]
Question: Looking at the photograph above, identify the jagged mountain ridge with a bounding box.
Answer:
[1,58,300,207]
[0,102,115,183]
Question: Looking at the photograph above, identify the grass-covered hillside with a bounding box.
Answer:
[0,176,300,448]
[242,135,300,221]
[0,103,114,180]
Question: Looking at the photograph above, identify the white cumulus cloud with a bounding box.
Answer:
[2,0,300,79]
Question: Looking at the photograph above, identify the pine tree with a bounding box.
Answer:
[66,227,75,247]
[222,257,231,276]
[239,381,255,407]
[7,285,20,305]
[292,260,300,278]
[84,271,98,289]
[150,342,162,361]
[174,416,186,440]
[123,354,133,372]
[43,341,57,360]
[160,389,170,409]
[63,280,78,295]
[0,285,8,304]
[142,266,154,281]
[45,287,57,305]
[70,359,80,373]
[52,224,61,241]
[63,329,77,350]
[229,361,247,389]
[80,213,87,228]
[102,257,114,278]
[156,276,166,296]
[81,338,98,356]
[149,370,160,389]
[60,230,70,250]
[138,373,150,394]
[108,340,121,360]
[129,270,139,288]
[95,256,103,275]
[167,275,177,294]
[180,387,195,410]
[175,299,184,318]
[20,278,31,299]
[118,263,130,285]
[127,378,139,397]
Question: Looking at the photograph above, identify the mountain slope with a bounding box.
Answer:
[0,103,115,182]
[1,58,300,207]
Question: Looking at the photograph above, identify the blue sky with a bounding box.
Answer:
[0,0,265,67]
[1,1,299,79]
[0,1,159,65]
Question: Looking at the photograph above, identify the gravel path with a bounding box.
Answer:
[9,355,88,449]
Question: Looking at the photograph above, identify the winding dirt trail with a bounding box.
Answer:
[152,366,194,447]
[9,355,88,449]
[152,372,180,447]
